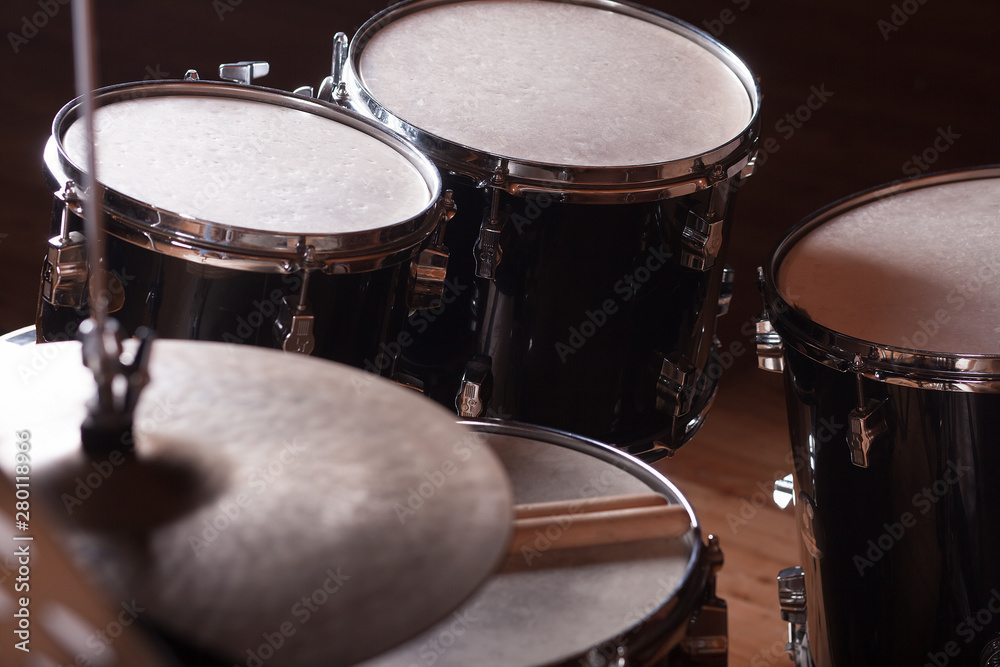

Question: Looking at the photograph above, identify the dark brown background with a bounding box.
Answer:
[0,0,997,663]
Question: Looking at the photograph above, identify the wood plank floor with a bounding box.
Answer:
[654,361,798,665]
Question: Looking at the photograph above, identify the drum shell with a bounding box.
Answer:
[761,167,1000,667]
[37,213,409,369]
[398,175,740,453]
[345,0,761,454]
[37,79,447,373]
[782,346,1000,667]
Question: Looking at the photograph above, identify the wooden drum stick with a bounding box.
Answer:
[509,493,690,554]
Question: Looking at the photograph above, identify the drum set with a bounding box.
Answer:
[1,0,998,665]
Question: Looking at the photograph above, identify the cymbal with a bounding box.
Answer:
[0,340,513,666]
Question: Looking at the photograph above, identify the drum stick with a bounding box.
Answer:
[509,498,690,554]
[514,492,667,519]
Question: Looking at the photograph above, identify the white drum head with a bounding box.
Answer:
[778,175,1000,355]
[357,0,753,167]
[62,94,433,233]
[359,429,696,666]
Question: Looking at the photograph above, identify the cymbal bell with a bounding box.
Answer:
[0,340,513,666]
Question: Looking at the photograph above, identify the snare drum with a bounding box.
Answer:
[358,420,727,667]
[337,0,761,457]
[39,78,453,375]
[758,166,1000,666]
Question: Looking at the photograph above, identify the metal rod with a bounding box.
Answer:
[71,0,109,332]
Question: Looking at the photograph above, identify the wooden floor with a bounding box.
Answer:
[654,360,797,665]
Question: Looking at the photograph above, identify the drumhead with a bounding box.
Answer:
[47,81,446,271]
[777,173,1000,355]
[348,0,759,194]
[62,93,431,233]
[359,421,702,666]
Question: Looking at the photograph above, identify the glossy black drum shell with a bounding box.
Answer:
[37,79,449,374]
[37,214,410,373]
[396,174,739,454]
[782,330,1000,667]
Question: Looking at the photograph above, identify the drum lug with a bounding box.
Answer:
[656,353,697,417]
[754,315,785,373]
[456,356,492,418]
[274,251,318,355]
[475,187,505,280]
[218,60,270,85]
[41,232,89,308]
[409,190,455,309]
[773,473,795,509]
[409,246,450,309]
[273,296,315,355]
[680,535,728,665]
[42,183,89,309]
[777,566,812,667]
[680,211,724,271]
[848,397,888,468]
[716,265,734,316]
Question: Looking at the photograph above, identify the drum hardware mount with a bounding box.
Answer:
[717,266,735,316]
[474,166,510,280]
[272,245,317,355]
[679,535,729,665]
[680,165,730,272]
[408,190,456,310]
[295,33,350,103]
[41,181,89,309]
[78,318,156,457]
[773,473,795,509]
[754,316,785,374]
[456,355,493,418]
[848,357,888,469]
[656,352,699,418]
[218,60,270,85]
[776,565,812,667]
